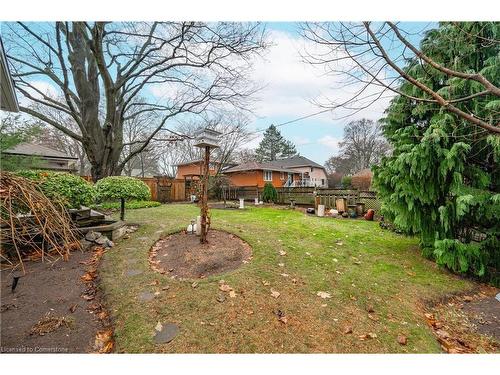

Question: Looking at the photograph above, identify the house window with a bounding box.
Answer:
[321,179,325,186]
[310,167,314,172]
[264,170,273,181]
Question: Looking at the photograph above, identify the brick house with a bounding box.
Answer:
[223,156,329,188]
[175,160,221,180]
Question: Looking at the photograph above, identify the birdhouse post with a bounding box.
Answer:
[194,127,221,244]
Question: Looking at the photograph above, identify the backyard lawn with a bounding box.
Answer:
[100,204,477,353]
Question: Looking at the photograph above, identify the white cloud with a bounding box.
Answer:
[317,135,342,154]
[250,29,395,123]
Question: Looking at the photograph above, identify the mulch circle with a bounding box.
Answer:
[149,230,252,279]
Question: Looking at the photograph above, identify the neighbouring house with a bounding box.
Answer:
[264,155,329,187]
[351,168,373,190]
[1,38,19,112]
[223,156,329,188]
[222,161,302,188]
[2,142,78,172]
[175,160,222,180]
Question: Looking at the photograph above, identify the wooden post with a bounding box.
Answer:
[200,146,210,244]
[120,197,125,221]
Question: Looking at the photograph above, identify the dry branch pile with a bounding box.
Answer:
[0,172,81,273]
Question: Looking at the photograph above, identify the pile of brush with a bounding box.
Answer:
[0,172,81,273]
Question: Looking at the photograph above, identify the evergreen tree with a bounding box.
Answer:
[255,125,298,162]
[373,22,500,284]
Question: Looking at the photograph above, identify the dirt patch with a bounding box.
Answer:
[461,294,500,341]
[423,285,499,353]
[149,230,252,279]
[1,247,112,353]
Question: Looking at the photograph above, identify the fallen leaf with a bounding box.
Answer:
[278,263,285,267]
[333,258,338,262]
[278,316,288,324]
[155,322,163,331]
[344,326,353,334]
[367,305,375,313]
[368,314,379,321]
[279,250,287,256]
[229,290,237,298]
[69,304,78,313]
[463,296,473,302]
[317,291,331,299]
[397,335,408,345]
[94,329,114,353]
[81,272,95,282]
[219,284,233,292]
[358,333,377,341]
[436,329,450,339]
[280,273,289,277]
[270,289,281,298]
[191,282,199,288]
[262,280,270,286]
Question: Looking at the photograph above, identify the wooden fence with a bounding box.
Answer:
[81,176,381,211]
[219,185,381,211]
[82,176,186,202]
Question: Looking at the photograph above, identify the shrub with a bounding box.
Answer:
[98,200,161,210]
[262,182,277,203]
[16,170,95,209]
[341,175,352,188]
[95,176,151,220]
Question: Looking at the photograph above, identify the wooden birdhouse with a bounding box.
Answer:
[194,127,221,149]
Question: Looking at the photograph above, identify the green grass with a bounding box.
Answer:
[99,204,475,353]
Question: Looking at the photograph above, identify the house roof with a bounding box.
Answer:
[265,155,325,170]
[3,142,78,160]
[223,155,325,174]
[0,38,19,112]
[174,159,226,167]
[223,161,299,174]
[174,159,203,166]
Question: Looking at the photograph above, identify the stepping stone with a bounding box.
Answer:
[138,291,155,302]
[154,323,179,344]
[126,269,143,277]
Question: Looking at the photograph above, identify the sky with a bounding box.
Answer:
[8,21,433,166]
[244,22,433,164]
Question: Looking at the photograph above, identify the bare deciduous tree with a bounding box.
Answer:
[4,22,267,180]
[324,119,390,175]
[300,22,500,134]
